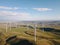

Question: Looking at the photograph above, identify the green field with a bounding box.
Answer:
[0,23,60,45]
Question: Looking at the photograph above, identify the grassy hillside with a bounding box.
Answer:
[0,22,60,45]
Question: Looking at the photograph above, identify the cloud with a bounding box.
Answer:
[0,6,28,10]
[0,11,32,20]
[0,11,30,16]
[0,10,59,21]
[0,11,41,21]
[0,11,17,15]
[33,8,52,11]
[0,6,19,10]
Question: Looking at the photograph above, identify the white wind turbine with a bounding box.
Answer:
[10,22,11,31]
[34,23,37,42]
[6,23,8,33]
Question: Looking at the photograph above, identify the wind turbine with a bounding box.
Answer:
[6,23,8,33]
[34,23,37,42]
[10,22,11,31]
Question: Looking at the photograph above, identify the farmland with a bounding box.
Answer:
[0,21,60,45]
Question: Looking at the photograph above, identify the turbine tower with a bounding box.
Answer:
[34,23,37,42]
[10,22,11,31]
[6,23,8,33]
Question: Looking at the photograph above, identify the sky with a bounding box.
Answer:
[0,0,60,21]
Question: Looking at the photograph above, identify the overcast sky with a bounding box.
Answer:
[0,0,60,21]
